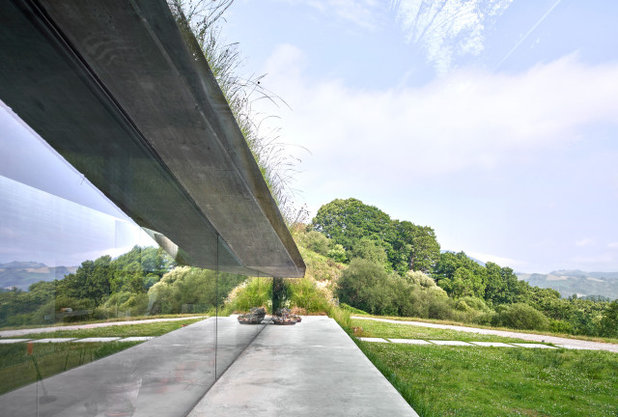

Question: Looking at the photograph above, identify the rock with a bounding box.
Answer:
[272,308,301,325]
[237,307,266,324]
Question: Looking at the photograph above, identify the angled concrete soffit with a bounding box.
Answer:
[0,0,305,278]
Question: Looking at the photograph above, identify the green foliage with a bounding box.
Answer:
[339,303,369,315]
[432,251,487,298]
[494,303,550,330]
[312,198,440,274]
[599,300,618,337]
[287,277,330,313]
[337,259,397,315]
[313,198,394,256]
[349,237,389,268]
[327,244,347,263]
[148,267,245,315]
[224,277,272,313]
[297,230,331,256]
[392,221,440,273]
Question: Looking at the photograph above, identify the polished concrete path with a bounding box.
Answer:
[353,316,618,353]
[188,316,419,417]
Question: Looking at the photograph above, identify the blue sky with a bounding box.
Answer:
[216,0,618,272]
[1,0,617,273]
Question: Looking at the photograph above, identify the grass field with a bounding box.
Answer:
[352,319,618,416]
[340,319,618,417]
[0,317,205,395]
[363,343,617,417]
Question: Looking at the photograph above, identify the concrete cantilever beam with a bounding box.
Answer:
[0,0,305,278]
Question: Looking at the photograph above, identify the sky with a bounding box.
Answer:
[1,0,617,273]
[212,0,618,273]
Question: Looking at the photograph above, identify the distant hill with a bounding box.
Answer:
[0,261,77,290]
[517,270,618,300]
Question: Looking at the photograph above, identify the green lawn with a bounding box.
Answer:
[361,342,618,417]
[350,318,618,416]
[351,318,530,343]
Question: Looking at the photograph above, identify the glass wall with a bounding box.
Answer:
[0,102,266,416]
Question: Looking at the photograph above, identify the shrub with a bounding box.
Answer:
[494,303,550,330]
[287,277,330,313]
[224,277,272,313]
[299,231,331,256]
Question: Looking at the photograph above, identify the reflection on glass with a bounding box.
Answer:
[0,171,266,416]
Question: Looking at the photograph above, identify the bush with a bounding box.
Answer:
[288,277,330,313]
[550,319,574,334]
[224,277,272,313]
[299,231,331,256]
[494,303,550,330]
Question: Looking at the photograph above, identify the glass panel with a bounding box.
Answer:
[215,236,266,379]
[0,105,221,416]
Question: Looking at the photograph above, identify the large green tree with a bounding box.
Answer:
[312,198,440,274]
[432,251,487,298]
[312,198,394,259]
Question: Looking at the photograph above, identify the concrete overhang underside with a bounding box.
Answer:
[0,0,305,278]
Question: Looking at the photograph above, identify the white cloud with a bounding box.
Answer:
[392,0,513,73]
[575,238,594,247]
[260,48,618,180]
[608,242,618,249]
[467,250,523,268]
[279,0,384,30]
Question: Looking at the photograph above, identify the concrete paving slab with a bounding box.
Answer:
[0,339,30,344]
[358,337,390,343]
[32,338,76,343]
[119,337,156,342]
[470,342,516,347]
[189,316,418,417]
[555,344,601,350]
[388,338,432,345]
[429,340,472,346]
[511,343,557,349]
[74,337,122,343]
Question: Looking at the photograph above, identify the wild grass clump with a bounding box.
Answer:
[223,277,272,313]
[287,277,330,313]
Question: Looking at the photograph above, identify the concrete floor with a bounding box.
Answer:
[0,317,262,417]
[189,316,419,417]
[0,316,418,416]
